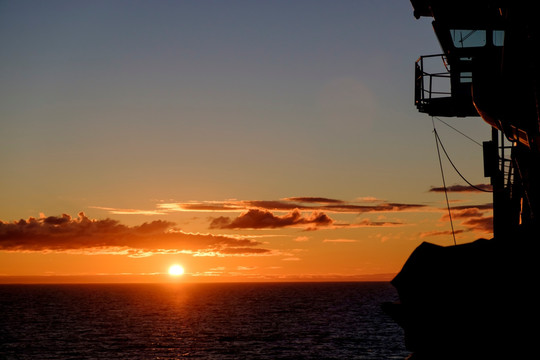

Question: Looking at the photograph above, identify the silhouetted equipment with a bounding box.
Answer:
[411,0,540,237]
[411,0,540,236]
[384,1,540,358]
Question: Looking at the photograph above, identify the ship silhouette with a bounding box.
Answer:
[384,1,539,358]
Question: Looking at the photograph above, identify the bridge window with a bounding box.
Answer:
[460,72,473,83]
[451,29,486,48]
[493,30,504,46]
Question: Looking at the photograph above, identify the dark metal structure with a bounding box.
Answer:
[413,0,540,237]
[384,1,540,358]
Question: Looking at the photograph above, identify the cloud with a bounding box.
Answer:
[323,239,358,243]
[441,207,484,220]
[461,216,493,233]
[322,202,427,213]
[96,196,429,217]
[281,197,345,204]
[356,196,382,202]
[158,202,244,212]
[209,209,334,230]
[352,218,403,227]
[89,206,168,215]
[236,266,257,271]
[447,205,493,234]
[282,257,301,261]
[429,184,493,193]
[451,203,493,210]
[0,212,269,257]
[93,197,429,232]
[421,204,493,238]
[420,229,466,238]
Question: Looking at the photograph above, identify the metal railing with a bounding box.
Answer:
[415,54,451,112]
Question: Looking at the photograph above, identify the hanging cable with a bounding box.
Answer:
[434,129,493,193]
[433,116,483,147]
[432,118,457,246]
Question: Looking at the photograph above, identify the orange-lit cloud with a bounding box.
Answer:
[323,239,358,243]
[0,212,269,257]
[420,203,493,238]
[282,197,345,204]
[209,209,334,230]
[89,206,168,215]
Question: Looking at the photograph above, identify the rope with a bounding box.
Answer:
[434,130,493,193]
[432,118,457,246]
[433,116,483,147]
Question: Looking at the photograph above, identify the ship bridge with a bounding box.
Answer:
[411,0,540,237]
[411,0,540,151]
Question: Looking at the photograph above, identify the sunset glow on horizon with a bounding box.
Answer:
[0,1,494,283]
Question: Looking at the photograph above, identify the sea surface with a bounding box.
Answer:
[0,282,409,359]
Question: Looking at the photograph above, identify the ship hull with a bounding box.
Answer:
[383,233,537,358]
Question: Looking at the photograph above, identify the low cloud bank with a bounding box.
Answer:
[0,212,268,257]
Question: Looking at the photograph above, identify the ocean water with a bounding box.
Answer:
[0,282,408,359]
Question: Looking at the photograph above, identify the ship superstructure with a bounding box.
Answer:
[384,1,539,358]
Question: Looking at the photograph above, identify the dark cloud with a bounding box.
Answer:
[0,212,266,256]
[420,229,466,238]
[322,202,426,213]
[451,203,493,210]
[429,184,493,193]
[441,208,485,220]
[97,197,429,218]
[462,216,493,233]
[209,209,334,229]
[446,205,493,234]
[353,219,403,227]
[424,204,493,237]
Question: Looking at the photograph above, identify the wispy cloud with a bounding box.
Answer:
[89,206,168,215]
[0,212,269,257]
[94,196,429,217]
[323,239,358,243]
[419,229,466,238]
[352,218,404,227]
[281,197,345,204]
[429,184,493,193]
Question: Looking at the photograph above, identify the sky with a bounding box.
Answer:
[0,0,494,283]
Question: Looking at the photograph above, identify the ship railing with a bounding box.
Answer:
[415,54,452,113]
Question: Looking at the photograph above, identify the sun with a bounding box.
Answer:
[168,264,185,276]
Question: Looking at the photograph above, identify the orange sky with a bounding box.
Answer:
[0,1,495,283]
[1,193,493,283]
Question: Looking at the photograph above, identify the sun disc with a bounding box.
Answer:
[168,264,184,276]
